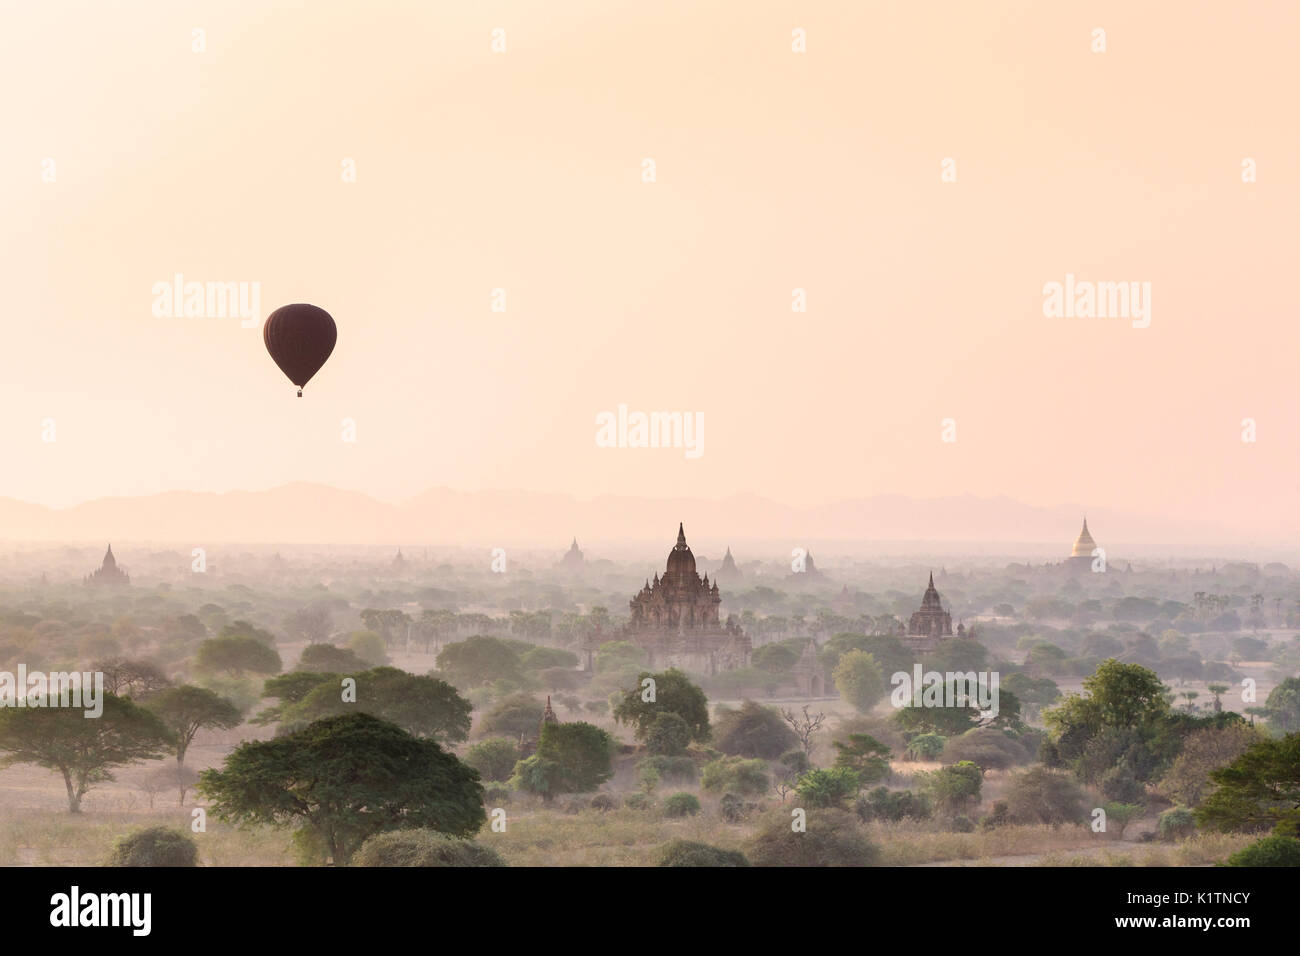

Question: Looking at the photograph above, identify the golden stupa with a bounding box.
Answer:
[1070,518,1097,561]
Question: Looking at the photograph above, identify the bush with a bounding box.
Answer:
[484,785,511,806]
[637,755,698,786]
[479,694,546,739]
[1221,835,1300,867]
[720,791,759,824]
[352,830,505,867]
[921,761,982,815]
[950,815,976,833]
[779,749,811,775]
[979,800,1010,830]
[1100,766,1146,804]
[589,793,618,812]
[854,787,932,823]
[654,840,750,867]
[1004,767,1086,825]
[1158,807,1196,842]
[941,728,1030,771]
[464,738,520,782]
[663,792,702,817]
[645,712,692,756]
[624,793,652,810]
[795,767,860,808]
[108,827,198,867]
[712,700,798,758]
[744,808,879,867]
[905,733,946,761]
[701,756,769,796]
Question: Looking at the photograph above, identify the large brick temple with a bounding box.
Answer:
[621,523,751,674]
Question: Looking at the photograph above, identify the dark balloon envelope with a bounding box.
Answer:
[262,304,337,396]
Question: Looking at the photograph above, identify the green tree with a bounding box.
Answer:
[1222,834,1300,867]
[1263,678,1300,734]
[921,760,982,816]
[297,643,367,673]
[286,667,471,743]
[464,738,521,782]
[1196,734,1300,833]
[478,694,546,740]
[613,669,710,743]
[796,767,861,808]
[199,712,484,865]
[347,630,388,667]
[146,685,243,767]
[645,712,692,756]
[195,635,282,678]
[520,646,579,673]
[0,694,173,812]
[663,792,702,817]
[509,754,562,803]
[1102,802,1143,838]
[536,721,614,793]
[436,636,525,688]
[701,756,770,796]
[712,700,798,758]
[833,651,885,712]
[832,734,892,785]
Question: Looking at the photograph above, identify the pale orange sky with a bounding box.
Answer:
[2,1,1297,540]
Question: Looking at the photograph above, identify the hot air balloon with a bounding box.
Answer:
[262,304,337,397]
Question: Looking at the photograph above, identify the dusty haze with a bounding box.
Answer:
[2,1,1297,545]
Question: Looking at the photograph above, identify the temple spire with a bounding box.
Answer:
[676,522,686,547]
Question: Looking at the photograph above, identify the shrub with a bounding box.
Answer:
[624,793,652,810]
[663,792,702,818]
[744,808,878,867]
[795,767,861,808]
[589,793,618,812]
[484,785,511,806]
[645,712,692,756]
[979,800,1010,830]
[352,830,505,867]
[905,733,946,761]
[779,749,811,775]
[654,840,749,867]
[637,755,698,786]
[1102,802,1144,838]
[950,815,976,833]
[854,787,931,823]
[921,760,982,815]
[1221,835,1300,867]
[720,791,758,823]
[108,827,198,867]
[479,694,546,739]
[1158,807,1196,842]
[701,756,769,796]
[1004,767,1086,826]
[465,738,520,782]
[712,700,798,758]
[941,727,1030,771]
[1101,766,1146,804]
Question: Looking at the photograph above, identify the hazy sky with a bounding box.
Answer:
[3,1,1297,540]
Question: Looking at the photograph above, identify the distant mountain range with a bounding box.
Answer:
[0,484,1280,557]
